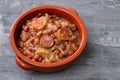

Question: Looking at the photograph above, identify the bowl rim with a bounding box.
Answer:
[10,5,87,68]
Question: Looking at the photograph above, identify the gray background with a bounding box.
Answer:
[0,0,120,80]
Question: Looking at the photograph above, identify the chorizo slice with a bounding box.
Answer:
[56,27,73,40]
[33,17,47,30]
[40,35,54,48]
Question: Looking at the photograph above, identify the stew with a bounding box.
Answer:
[18,13,80,63]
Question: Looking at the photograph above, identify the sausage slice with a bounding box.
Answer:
[40,35,54,48]
[56,27,73,40]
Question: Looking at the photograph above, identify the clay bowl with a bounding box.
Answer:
[10,5,87,72]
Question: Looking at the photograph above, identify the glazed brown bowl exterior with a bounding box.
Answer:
[10,5,87,72]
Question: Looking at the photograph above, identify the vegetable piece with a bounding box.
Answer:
[35,47,53,56]
[58,48,65,55]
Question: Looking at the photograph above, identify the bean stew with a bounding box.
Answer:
[18,13,80,63]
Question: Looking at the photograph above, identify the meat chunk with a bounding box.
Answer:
[56,27,73,40]
[40,35,54,48]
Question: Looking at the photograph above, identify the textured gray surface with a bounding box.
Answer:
[0,0,120,80]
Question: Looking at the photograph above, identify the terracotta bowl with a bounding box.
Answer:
[10,5,87,72]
